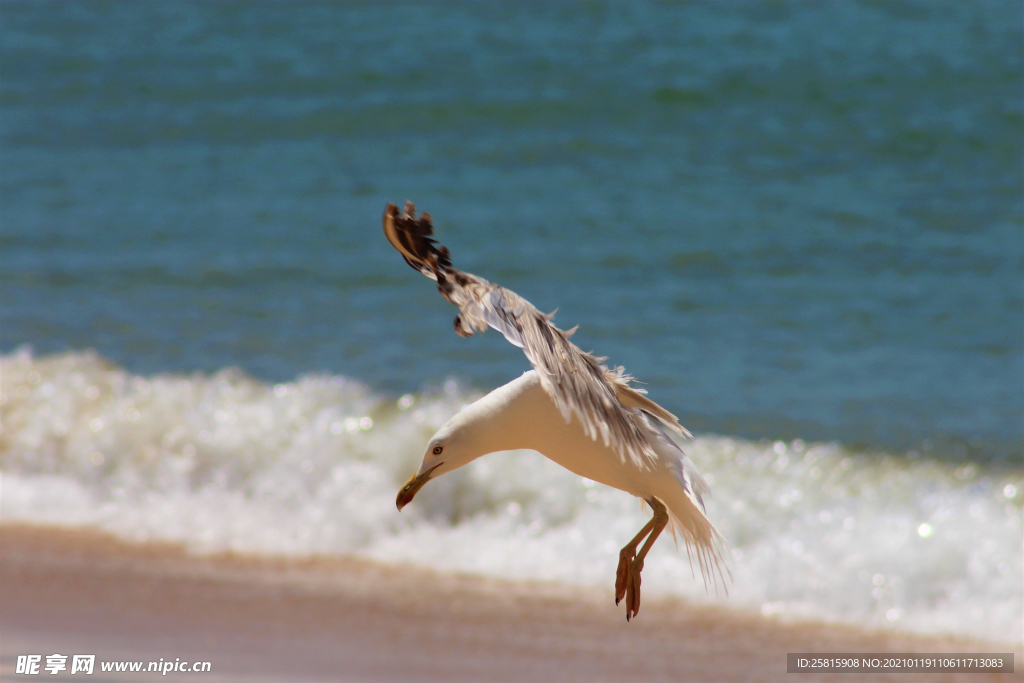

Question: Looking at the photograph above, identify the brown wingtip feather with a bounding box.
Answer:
[382,201,452,277]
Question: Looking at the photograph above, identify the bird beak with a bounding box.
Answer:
[396,462,443,510]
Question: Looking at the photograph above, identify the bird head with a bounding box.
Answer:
[394,399,502,510]
[395,441,447,510]
[395,376,535,511]
[395,414,476,511]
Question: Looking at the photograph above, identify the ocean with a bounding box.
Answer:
[1,0,1021,644]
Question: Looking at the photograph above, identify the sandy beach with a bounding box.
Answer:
[0,523,1015,683]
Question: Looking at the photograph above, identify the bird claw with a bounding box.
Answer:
[614,546,634,606]
[613,500,666,622]
[621,558,643,621]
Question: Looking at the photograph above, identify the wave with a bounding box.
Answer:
[1,347,1019,644]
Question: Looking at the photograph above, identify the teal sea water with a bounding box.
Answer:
[1,1,1021,643]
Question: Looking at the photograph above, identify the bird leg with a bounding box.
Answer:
[614,497,669,621]
[615,517,654,606]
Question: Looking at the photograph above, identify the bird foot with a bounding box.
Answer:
[614,546,635,606]
[624,558,643,621]
[615,549,645,621]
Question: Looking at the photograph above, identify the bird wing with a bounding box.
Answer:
[384,201,685,470]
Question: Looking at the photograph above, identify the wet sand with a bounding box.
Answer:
[0,523,1015,682]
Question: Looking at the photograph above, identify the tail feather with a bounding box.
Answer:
[633,403,730,592]
[657,485,731,594]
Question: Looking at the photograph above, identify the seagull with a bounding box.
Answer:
[385,201,728,620]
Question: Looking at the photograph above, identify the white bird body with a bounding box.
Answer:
[430,369,654,492]
[385,201,728,619]
[418,370,722,584]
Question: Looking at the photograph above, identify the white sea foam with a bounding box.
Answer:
[1,348,1020,644]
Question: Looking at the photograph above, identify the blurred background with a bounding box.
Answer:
[1,0,1021,644]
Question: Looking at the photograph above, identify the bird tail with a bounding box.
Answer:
[655,482,732,595]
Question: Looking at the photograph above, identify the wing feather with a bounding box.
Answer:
[383,201,687,470]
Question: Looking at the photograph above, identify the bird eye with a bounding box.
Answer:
[432,445,443,455]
